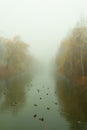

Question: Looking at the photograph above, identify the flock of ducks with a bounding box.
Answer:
[32,85,58,122]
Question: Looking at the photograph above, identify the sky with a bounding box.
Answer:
[0,0,87,63]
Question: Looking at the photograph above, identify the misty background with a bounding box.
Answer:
[0,0,87,130]
[0,0,87,63]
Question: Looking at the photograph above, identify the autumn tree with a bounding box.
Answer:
[0,36,32,80]
[55,21,87,85]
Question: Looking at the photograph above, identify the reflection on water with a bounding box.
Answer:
[0,73,31,113]
[56,76,87,130]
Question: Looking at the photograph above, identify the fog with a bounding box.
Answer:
[0,0,87,63]
[0,0,87,130]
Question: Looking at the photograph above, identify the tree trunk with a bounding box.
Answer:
[80,43,85,81]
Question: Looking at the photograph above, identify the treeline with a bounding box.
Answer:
[55,21,87,86]
[55,21,87,129]
[0,36,32,79]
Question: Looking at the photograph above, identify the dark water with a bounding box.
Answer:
[0,65,87,130]
[56,75,87,130]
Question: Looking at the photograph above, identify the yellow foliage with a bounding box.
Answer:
[0,36,31,79]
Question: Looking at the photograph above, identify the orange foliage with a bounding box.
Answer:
[0,36,31,80]
[55,22,87,86]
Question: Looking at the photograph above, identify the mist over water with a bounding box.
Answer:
[0,35,69,130]
[0,0,87,129]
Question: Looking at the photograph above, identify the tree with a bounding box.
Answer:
[0,36,32,80]
[55,21,87,86]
